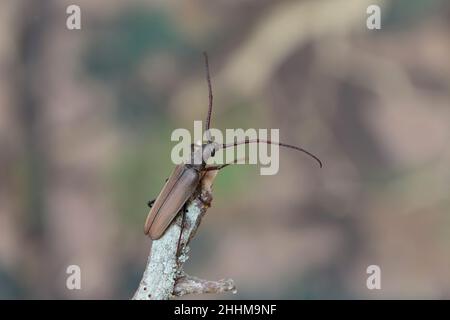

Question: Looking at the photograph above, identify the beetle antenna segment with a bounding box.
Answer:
[203,51,213,138]
[221,139,323,168]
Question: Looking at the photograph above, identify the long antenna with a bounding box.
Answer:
[203,52,213,137]
[221,139,323,168]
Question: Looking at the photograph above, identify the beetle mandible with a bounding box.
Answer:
[144,52,322,240]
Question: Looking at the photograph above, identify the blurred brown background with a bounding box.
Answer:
[0,0,449,299]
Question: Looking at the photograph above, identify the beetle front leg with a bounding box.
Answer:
[203,157,247,172]
[203,164,230,172]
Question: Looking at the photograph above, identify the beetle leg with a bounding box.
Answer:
[203,157,247,172]
[203,164,229,171]
[147,199,155,208]
[176,203,188,256]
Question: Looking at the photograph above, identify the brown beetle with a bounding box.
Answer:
[144,52,322,240]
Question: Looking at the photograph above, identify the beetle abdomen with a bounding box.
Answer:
[144,164,200,240]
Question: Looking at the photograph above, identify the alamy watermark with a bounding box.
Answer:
[66,264,81,290]
[366,265,381,290]
[171,121,280,176]
[366,5,381,30]
[66,5,81,30]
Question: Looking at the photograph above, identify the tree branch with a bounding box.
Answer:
[132,170,236,300]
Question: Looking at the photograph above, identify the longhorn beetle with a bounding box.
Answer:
[144,52,322,240]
